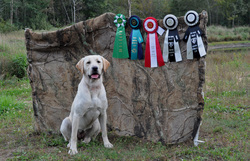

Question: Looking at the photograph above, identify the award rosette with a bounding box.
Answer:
[183,10,206,59]
[128,15,144,60]
[113,14,129,59]
[143,17,165,68]
[162,14,182,62]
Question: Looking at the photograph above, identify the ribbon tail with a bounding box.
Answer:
[137,30,144,44]
[163,30,169,62]
[187,35,193,60]
[144,34,151,67]
[149,33,158,67]
[113,27,129,59]
[197,36,206,57]
[138,42,143,59]
[136,29,144,60]
[128,30,132,59]
[174,40,182,62]
[131,30,138,60]
[155,33,165,67]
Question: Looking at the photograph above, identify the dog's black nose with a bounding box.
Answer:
[92,66,98,71]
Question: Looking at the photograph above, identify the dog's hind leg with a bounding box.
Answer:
[60,117,72,142]
[83,119,101,144]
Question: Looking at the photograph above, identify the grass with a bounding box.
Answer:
[0,30,250,160]
[0,31,27,78]
[207,26,250,42]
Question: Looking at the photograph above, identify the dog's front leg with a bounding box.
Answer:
[68,114,80,155]
[99,112,113,148]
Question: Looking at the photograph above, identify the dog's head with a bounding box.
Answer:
[76,55,110,80]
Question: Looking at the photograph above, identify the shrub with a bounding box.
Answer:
[30,14,53,30]
[0,18,18,33]
[1,54,28,79]
[8,54,28,78]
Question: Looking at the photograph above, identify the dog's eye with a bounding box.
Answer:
[86,61,91,64]
[97,60,101,63]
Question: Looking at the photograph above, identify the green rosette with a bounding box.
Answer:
[113,14,129,59]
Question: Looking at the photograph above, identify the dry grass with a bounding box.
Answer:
[207,26,250,42]
[0,31,26,54]
[205,50,249,106]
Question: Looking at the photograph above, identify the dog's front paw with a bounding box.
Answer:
[104,142,113,148]
[68,148,78,155]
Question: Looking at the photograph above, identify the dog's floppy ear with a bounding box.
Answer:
[76,58,85,74]
[101,57,110,72]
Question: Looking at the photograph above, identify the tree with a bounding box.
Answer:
[0,0,249,31]
[128,0,131,17]
[10,0,13,24]
[215,0,249,27]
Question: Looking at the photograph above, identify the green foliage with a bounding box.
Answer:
[0,0,249,30]
[30,14,53,30]
[0,78,31,115]
[0,94,26,115]
[0,18,18,33]
[3,54,28,78]
[81,0,107,19]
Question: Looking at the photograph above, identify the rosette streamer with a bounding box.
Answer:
[162,14,182,62]
[113,14,129,59]
[143,17,165,68]
[128,15,144,60]
[183,11,206,59]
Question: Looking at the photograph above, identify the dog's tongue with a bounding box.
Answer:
[91,74,99,79]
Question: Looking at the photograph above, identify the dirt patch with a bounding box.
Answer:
[209,43,250,50]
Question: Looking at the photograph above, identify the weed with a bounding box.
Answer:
[6,54,28,78]
[213,126,223,133]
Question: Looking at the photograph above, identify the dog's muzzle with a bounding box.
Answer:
[88,66,100,79]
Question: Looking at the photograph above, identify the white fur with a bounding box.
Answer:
[60,55,113,155]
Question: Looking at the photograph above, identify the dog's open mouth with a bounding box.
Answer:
[89,73,100,79]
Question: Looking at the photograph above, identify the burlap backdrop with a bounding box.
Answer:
[25,11,208,144]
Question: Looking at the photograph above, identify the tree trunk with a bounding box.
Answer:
[128,0,131,17]
[23,0,26,26]
[72,0,76,23]
[61,0,71,23]
[10,0,13,25]
[15,5,18,24]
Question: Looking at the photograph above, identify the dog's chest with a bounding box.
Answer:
[84,96,103,117]
[84,107,101,121]
[80,99,102,129]
[79,108,100,130]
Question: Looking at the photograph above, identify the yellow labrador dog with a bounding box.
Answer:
[60,55,113,155]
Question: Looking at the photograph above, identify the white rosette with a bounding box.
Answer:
[163,14,182,62]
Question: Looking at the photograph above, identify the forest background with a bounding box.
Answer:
[0,0,249,32]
